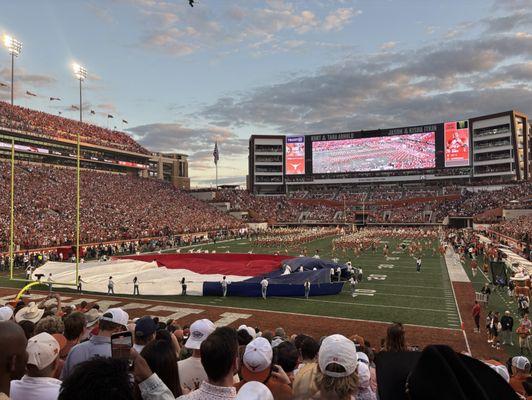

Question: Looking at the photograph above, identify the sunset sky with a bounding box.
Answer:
[1,0,531,186]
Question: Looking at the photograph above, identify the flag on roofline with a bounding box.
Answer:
[0,82,7,87]
[213,141,219,165]
[26,90,37,97]
[71,105,79,110]
[122,119,128,124]
[49,97,61,101]
[58,111,62,115]
[107,114,114,119]
[90,110,96,115]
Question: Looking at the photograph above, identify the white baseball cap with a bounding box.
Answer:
[512,356,530,371]
[185,319,215,350]
[0,306,14,321]
[318,334,358,377]
[100,308,129,328]
[27,332,60,370]
[242,337,273,382]
[236,381,273,400]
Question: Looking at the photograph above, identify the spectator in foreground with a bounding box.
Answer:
[385,323,407,352]
[0,321,28,398]
[140,339,182,398]
[136,326,239,400]
[177,319,215,392]
[10,332,61,400]
[60,312,87,360]
[133,316,157,353]
[61,308,129,380]
[275,341,299,382]
[0,306,14,322]
[314,334,359,400]
[59,357,133,400]
[235,381,273,400]
[235,337,293,399]
[510,356,531,396]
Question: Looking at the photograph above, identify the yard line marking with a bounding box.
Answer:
[358,283,445,290]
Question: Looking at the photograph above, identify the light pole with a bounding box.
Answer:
[2,35,22,105]
[72,63,87,122]
[72,62,87,288]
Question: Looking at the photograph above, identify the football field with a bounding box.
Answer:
[157,235,461,329]
[0,236,460,330]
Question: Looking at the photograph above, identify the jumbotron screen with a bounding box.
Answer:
[312,131,436,174]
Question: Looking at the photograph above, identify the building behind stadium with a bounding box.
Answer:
[248,110,530,195]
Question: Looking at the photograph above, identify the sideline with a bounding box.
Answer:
[443,249,472,355]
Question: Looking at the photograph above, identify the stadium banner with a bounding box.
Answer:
[311,131,436,174]
[0,141,50,154]
[285,136,305,175]
[444,121,470,167]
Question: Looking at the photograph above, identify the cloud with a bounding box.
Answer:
[0,68,56,87]
[128,122,248,180]
[380,41,397,50]
[199,32,532,134]
[132,2,360,57]
[483,10,532,33]
[323,8,361,31]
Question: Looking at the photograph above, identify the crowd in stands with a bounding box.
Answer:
[0,295,527,400]
[490,215,532,243]
[0,101,148,154]
[0,161,243,252]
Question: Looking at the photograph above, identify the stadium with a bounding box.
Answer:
[1,1,532,399]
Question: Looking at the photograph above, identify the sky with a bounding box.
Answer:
[0,0,531,187]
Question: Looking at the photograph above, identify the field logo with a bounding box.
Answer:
[378,264,394,269]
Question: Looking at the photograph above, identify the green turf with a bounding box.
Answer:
[0,236,461,329]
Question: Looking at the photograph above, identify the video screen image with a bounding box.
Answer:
[285,136,305,175]
[444,121,470,167]
[312,132,436,174]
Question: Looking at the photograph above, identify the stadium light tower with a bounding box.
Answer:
[72,63,87,122]
[3,35,22,105]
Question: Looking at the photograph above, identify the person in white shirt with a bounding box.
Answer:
[178,319,216,392]
[304,280,311,299]
[336,266,342,282]
[10,332,61,400]
[416,257,422,273]
[260,278,269,300]
[108,276,115,295]
[47,274,53,294]
[220,276,230,297]
[349,277,358,298]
